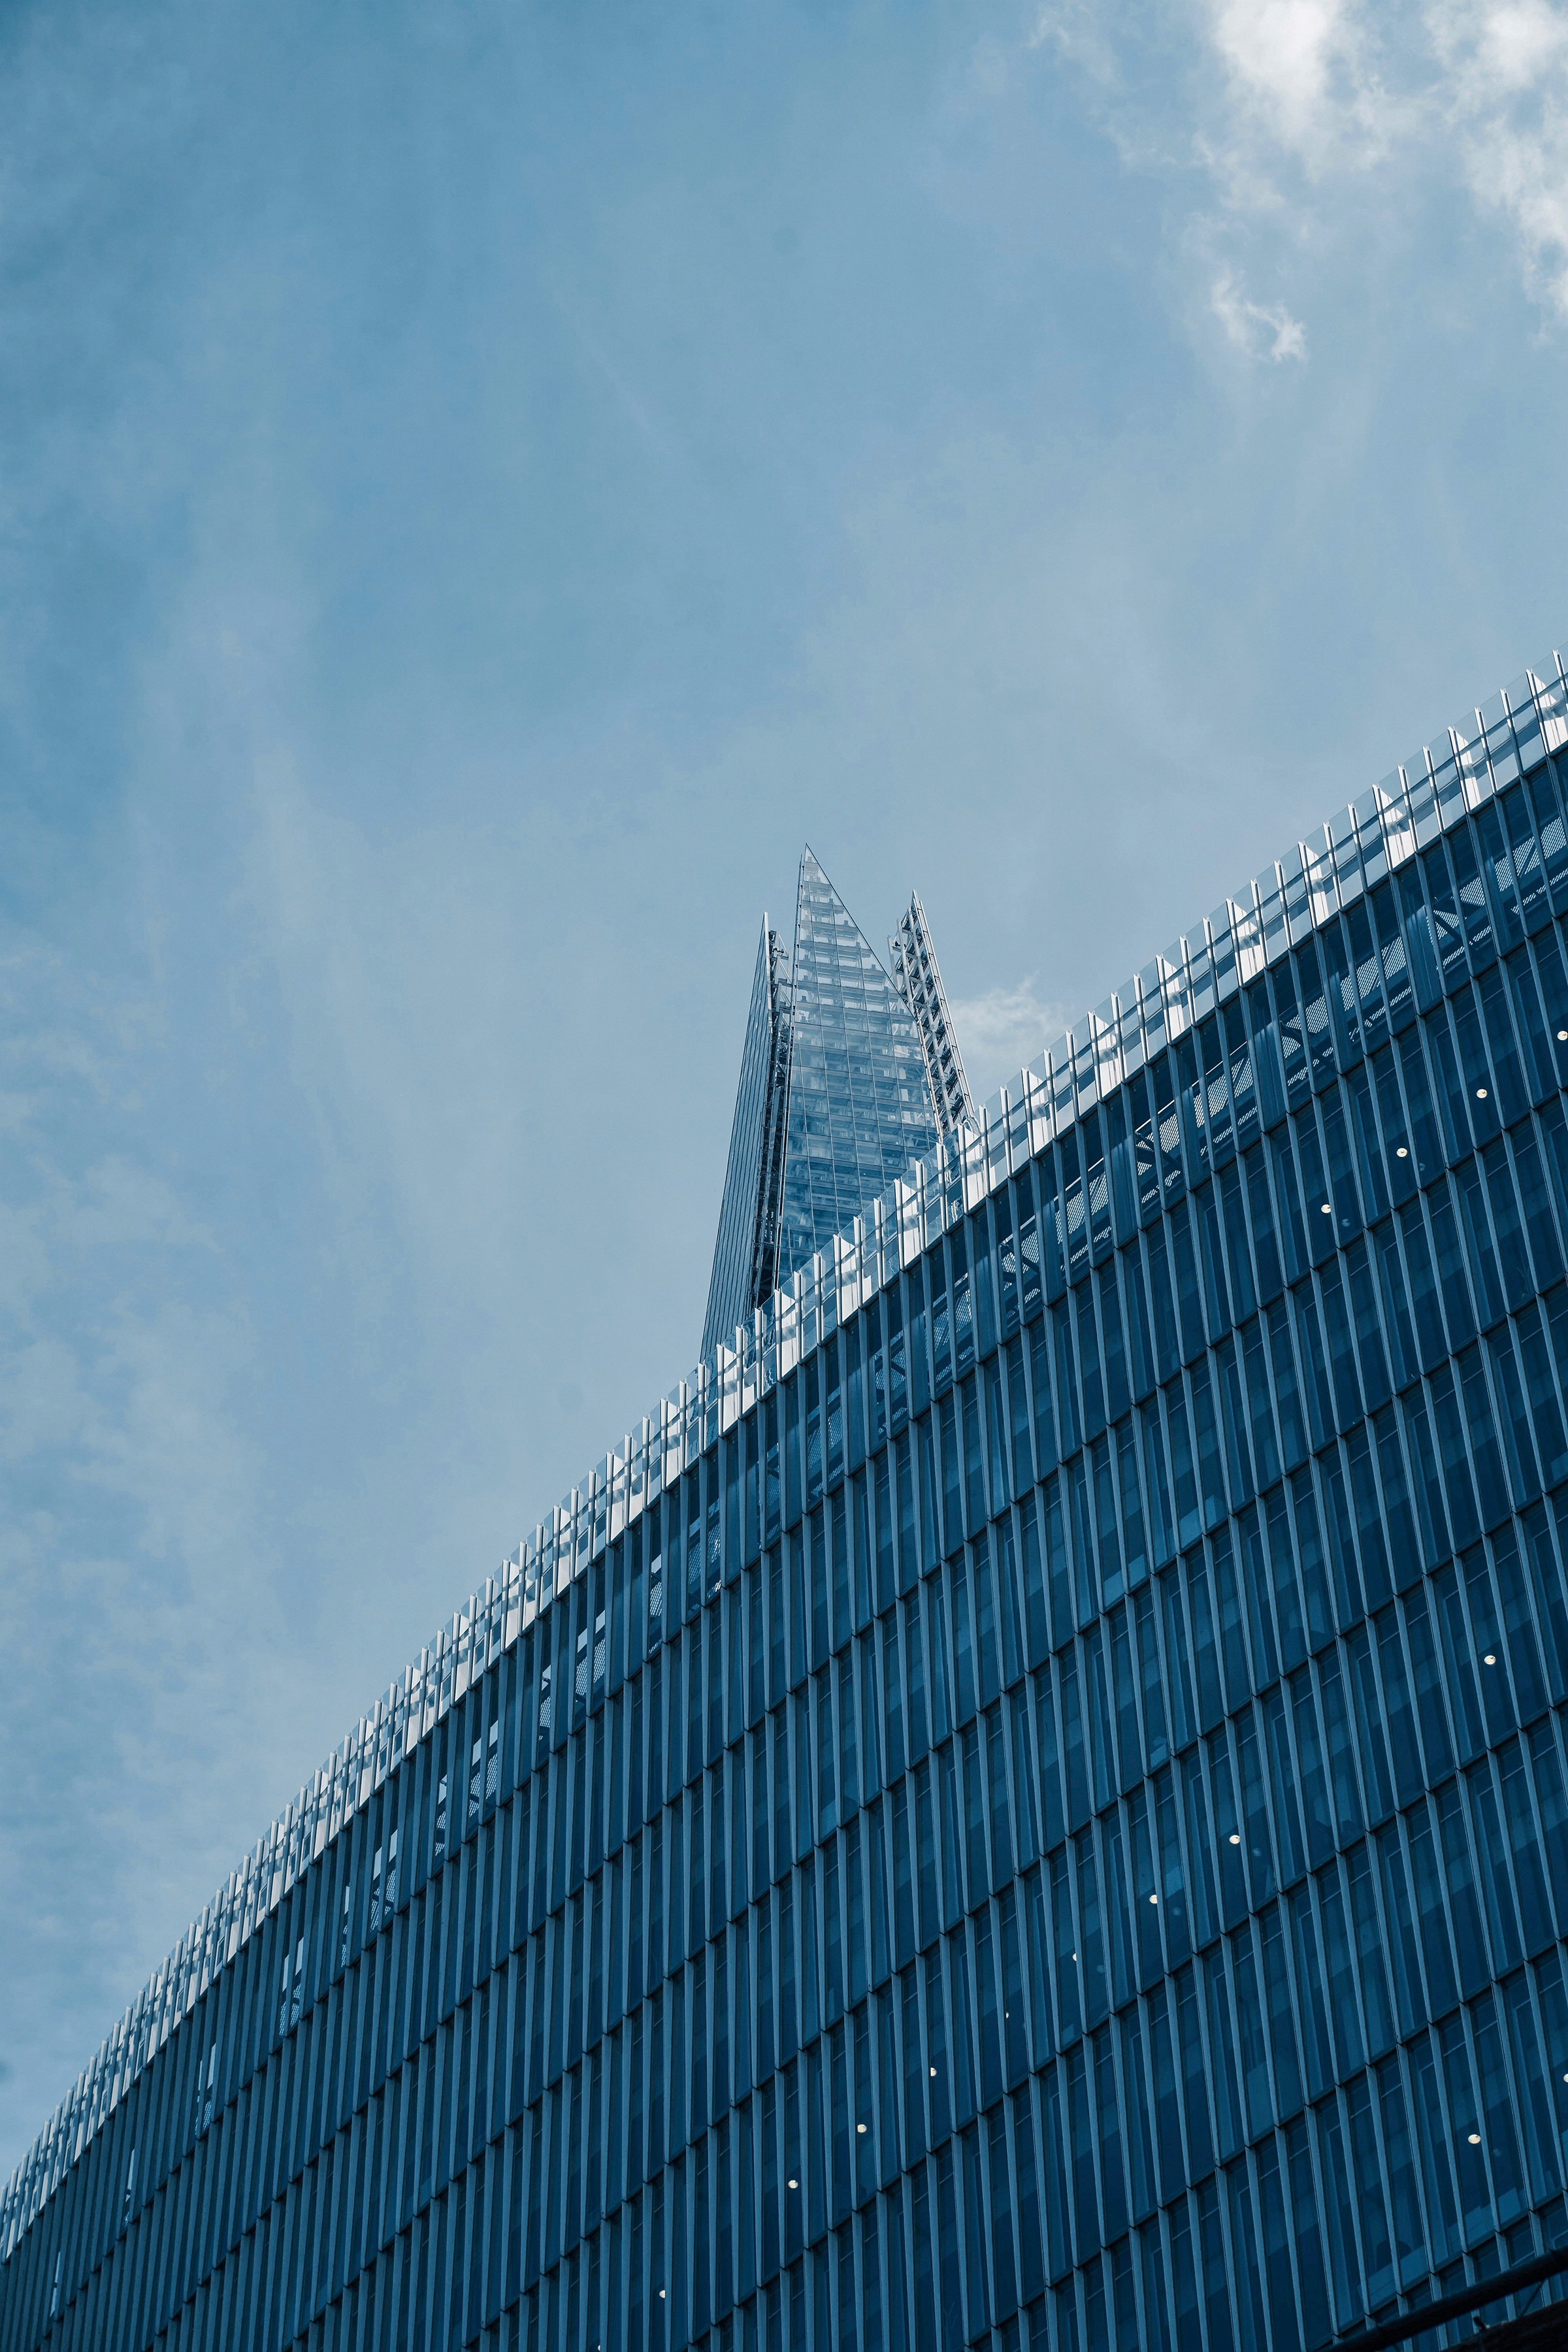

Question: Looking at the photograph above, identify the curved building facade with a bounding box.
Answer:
[8,645,1568,2351]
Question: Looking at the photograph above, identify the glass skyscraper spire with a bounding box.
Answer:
[12,641,1568,2352]
[702,851,955,1362]
[890,890,977,1141]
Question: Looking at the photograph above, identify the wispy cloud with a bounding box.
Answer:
[951,978,1073,1103]
[1200,0,1394,172]
[1213,0,1568,318]
[1028,0,1125,88]
[1210,269,1309,359]
[1428,0,1568,314]
[1035,0,1568,340]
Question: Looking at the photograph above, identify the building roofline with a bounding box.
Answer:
[6,630,1567,2258]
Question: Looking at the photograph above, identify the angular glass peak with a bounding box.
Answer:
[889,887,976,1138]
[775,849,938,1290]
[701,848,954,1355]
[700,921,789,1363]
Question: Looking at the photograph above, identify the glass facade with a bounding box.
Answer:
[702,923,791,1365]
[890,892,976,1141]
[776,853,939,1292]
[703,851,946,1363]
[8,647,1568,2352]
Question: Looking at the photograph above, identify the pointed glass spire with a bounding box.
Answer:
[889,889,977,1137]
[775,850,938,1284]
[700,921,790,1362]
[702,849,954,1354]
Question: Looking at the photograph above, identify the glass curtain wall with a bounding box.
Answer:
[704,851,944,1364]
[776,851,939,1290]
[10,687,1568,2352]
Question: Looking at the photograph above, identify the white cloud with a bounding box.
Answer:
[1211,270,1309,359]
[1428,0,1568,314]
[1429,0,1568,95]
[1202,0,1388,167]
[1211,0,1568,319]
[1038,0,1568,340]
[951,977,1073,1104]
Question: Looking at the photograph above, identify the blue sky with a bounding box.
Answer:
[2,0,1567,2175]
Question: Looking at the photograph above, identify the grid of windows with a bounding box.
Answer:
[702,850,945,1365]
[9,664,1568,2352]
[776,851,939,1291]
[890,892,976,1139]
